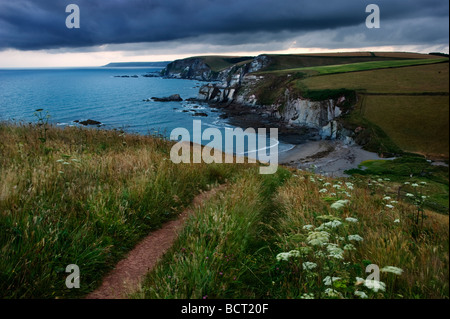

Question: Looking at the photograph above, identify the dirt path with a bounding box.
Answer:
[86,185,225,299]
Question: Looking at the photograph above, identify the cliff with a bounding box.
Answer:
[162,55,271,83]
[197,74,354,143]
[165,54,355,143]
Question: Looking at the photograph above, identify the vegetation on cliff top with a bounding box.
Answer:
[1,123,448,299]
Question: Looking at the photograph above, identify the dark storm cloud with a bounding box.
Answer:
[0,0,448,51]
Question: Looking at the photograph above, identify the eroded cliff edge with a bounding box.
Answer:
[163,55,357,145]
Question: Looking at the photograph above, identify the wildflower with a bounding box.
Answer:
[381,266,403,275]
[420,182,427,185]
[345,182,354,187]
[324,288,340,298]
[355,277,365,285]
[333,184,341,189]
[319,188,328,193]
[330,199,349,210]
[276,250,301,262]
[383,196,391,201]
[276,253,290,262]
[288,250,301,258]
[421,195,427,200]
[302,262,318,271]
[345,217,358,223]
[323,276,341,286]
[390,200,398,204]
[318,220,342,230]
[411,183,419,187]
[301,293,315,299]
[385,204,394,209]
[343,244,356,251]
[354,291,368,299]
[348,234,364,242]
[323,182,331,187]
[404,182,410,185]
[394,219,400,223]
[384,178,391,181]
[406,193,414,198]
[364,279,386,292]
[307,231,330,246]
[303,224,314,230]
[326,244,344,259]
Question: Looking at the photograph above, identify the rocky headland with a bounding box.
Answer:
[161,55,390,175]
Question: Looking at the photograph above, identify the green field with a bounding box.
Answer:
[361,95,449,157]
[297,62,450,158]
[265,58,448,76]
[301,62,449,93]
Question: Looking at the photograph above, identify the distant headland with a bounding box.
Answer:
[103,61,171,68]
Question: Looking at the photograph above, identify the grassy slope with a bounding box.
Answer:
[195,56,255,72]
[1,124,448,299]
[134,169,449,299]
[301,62,449,93]
[0,124,254,298]
[287,58,447,75]
[362,95,449,157]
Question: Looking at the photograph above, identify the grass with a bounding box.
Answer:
[345,157,449,214]
[196,56,255,72]
[259,53,436,73]
[298,62,450,158]
[0,123,254,298]
[361,95,449,157]
[264,58,448,76]
[301,62,449,94]
[1,124,448,299]
[133,169,449,299]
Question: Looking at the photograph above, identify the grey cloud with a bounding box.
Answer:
[0,0,447,51]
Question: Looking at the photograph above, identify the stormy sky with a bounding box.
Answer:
[0,0,448,67]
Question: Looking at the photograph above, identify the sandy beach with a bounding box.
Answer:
[278,140,391,177]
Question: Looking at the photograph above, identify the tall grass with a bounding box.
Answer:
[134,170,448,299]
[0,123,248,298]
[272,174,449,298]
[133,171,267,299]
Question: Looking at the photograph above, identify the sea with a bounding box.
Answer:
[0,67,294,158]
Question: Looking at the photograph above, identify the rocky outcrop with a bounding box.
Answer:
[163,55,272,84]
[151,94,183,102]
[162,58,213,81]
[273,90,343,128]
[198,81,354,143]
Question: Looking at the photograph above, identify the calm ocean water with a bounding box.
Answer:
[0,67,292,157]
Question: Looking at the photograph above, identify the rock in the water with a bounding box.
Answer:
[79,119,102,126]
[192,112,208,117]
[152,94,183,102]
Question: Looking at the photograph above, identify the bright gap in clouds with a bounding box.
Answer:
[0,44,447,68]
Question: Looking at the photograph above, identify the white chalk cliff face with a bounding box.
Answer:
[274,90,343,128]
